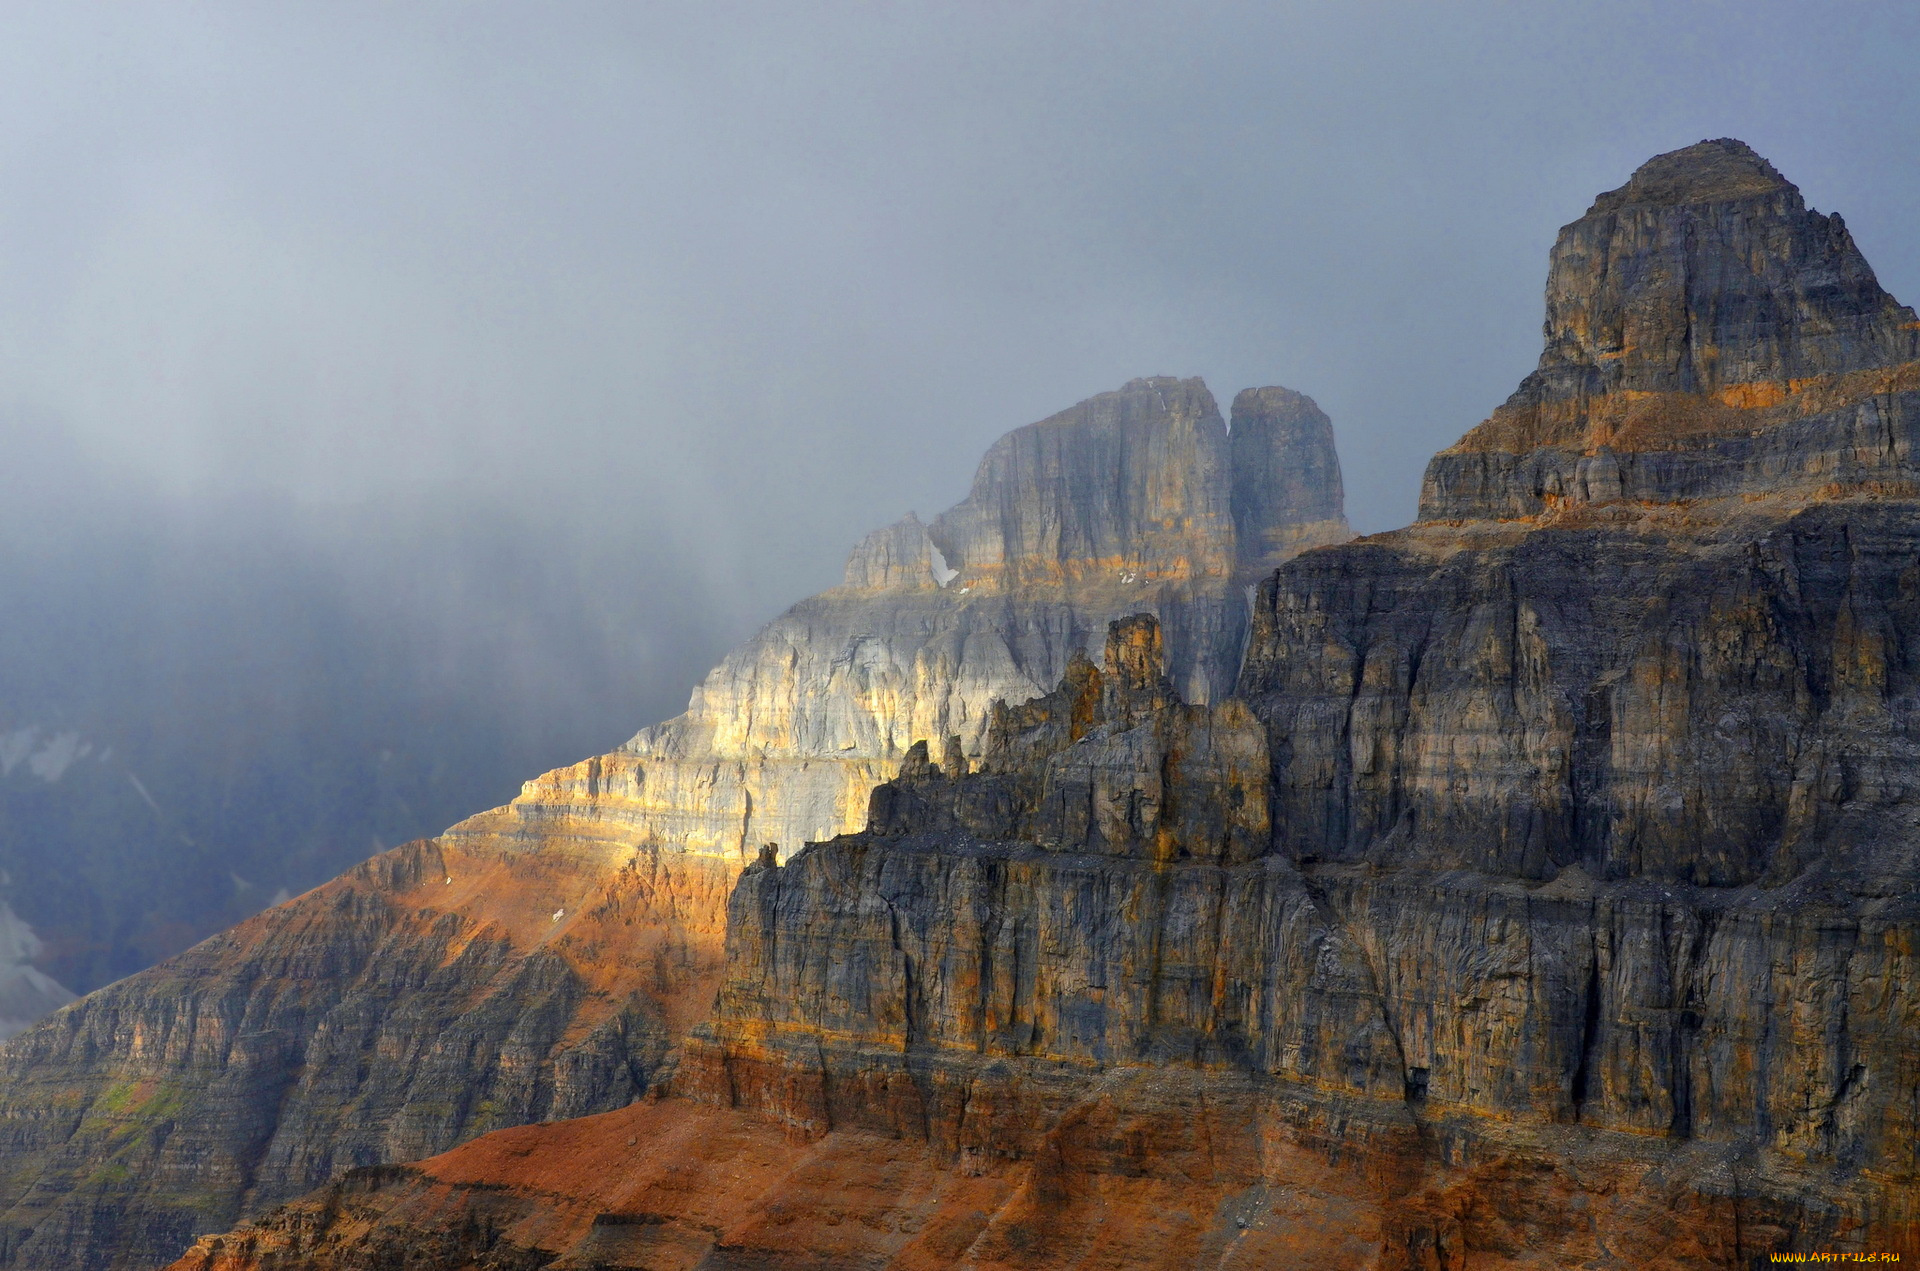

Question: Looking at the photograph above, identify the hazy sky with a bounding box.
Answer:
[3,1,1918,625]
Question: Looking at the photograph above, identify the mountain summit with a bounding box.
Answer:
[1587,136,1792,210]
[1424,138,1920,518]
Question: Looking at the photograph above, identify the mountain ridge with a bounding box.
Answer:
[164,136,1920,1270]
[0,373,1348,1270]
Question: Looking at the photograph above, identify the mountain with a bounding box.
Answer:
[0,493,729,1034]
[1422,137,1920,518]
[0,378,1348,1268]
[567,375,1344,865]
[166,138,1920,1269]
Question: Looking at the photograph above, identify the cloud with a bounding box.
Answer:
[0,1,1911,576]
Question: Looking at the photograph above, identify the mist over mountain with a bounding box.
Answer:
[0,444,734,1007]
[0,3,1917,1241]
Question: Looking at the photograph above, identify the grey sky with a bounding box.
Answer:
[2,1,1918,627]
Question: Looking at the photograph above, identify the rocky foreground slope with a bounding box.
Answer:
[0,380,1345,1269]
[167,138,1920,1269]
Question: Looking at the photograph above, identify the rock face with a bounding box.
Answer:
[568,375,1347,865]
[0,836,734,1270]
[160,1098,1422,1271]
[661,141,1920,1265]
[685,612,1920,1263]
[0,378,1347,1269]
[39,135,1920,1269]
[1230,385,1349,579]
[1423,137,1920,519]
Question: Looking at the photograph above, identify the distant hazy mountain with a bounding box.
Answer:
[0,478,731,1025]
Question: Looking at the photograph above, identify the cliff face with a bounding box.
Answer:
[684,616,1919,1264]
[0,836,734,1270]
[0,378,1348,1269]
[605,375,1350,866]
[1423,138,1920,519]
[661,142,1920,1265]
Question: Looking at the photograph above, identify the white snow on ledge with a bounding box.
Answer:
[929,543,959,587]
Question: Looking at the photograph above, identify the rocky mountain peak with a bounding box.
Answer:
[1535,137,1915,398]
[926,376,1349,592]
[1420,140,1920,519]
[1229,386,1347,580]
[927,376,1237,588]
[1587,137,1792,212]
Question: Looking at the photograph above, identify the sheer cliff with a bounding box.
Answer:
[177,139,1920,1270]
[0,377,1347,1270]
[677,140,1920,1264]
[559,375,1347,866]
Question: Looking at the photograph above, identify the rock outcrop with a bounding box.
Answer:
[1422,137,1920,519]
[0,378,1348,1269]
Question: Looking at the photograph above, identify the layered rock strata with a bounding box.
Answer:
[0,837,733,1270]
[687,612,1920,1262]
[161,1097,1419,1271]
[664,141,1920,1264]
[584,375,1349,865]
[0,378,1348,1269]
[1423,137,1920,519]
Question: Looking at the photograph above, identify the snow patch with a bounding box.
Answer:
[929,543,959,587]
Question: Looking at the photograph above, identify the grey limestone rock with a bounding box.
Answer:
[690,142,1920,1259]
[1422,138,1920,519]
[605,374,1349,864]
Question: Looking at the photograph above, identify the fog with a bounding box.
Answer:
[8,4,1920,557]
[0,2,1916,989]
